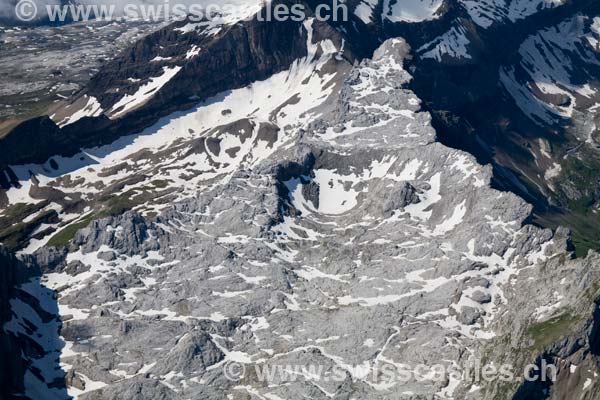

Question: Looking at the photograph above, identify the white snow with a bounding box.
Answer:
[570,364,578,373]
[420,25,472,61]
[396,159,422,181]
[185,45,202,59]
[500,16,599,125]
[544,163,562,180]
[432,200,467,236]
[173,1,263,36]
[295,265,351,282]
[110,66,182,118]
[354,0,378,24]
[313,169,360,215]
[58,95,103,127]
[460,0,566,28]
[384,0,444,23]
[151,56,173,62]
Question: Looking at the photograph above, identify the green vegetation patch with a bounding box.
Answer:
[0,201,49,230]
[150,180,169,189]
[3,179,171,249]
[527,312,582,349]
[0,209,57,251]
[551,147,600,257]
[46,213,97,248]
[46,186,161,247]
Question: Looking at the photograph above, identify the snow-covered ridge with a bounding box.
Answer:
[109,66,182,118]
[418,23,471,61]
[173,0,263,36]
[500,15,600,126]
[460,0,566,28]
[50,0,264,125]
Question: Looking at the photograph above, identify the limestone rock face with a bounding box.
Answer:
[379,182,421,218]
[73,212,160,257]
[4,36,599,400]
[2,4,600,399]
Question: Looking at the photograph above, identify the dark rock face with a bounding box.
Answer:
[404,4,590,192]
[0,117,66,167]
[0,247,66,400]
[30,246,68,274]
[511,303,600,400]
[87,11,311,110]
[301,180,321,209]
[470,290,492,304]
[0,248,26,399]
[457,306,481,326]
[381,182,420,217]
[367,0,600,256]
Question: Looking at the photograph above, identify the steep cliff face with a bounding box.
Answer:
[0,247,59,400]
[0,247,23,399]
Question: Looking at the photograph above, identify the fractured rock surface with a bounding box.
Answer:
[5,37,599,400]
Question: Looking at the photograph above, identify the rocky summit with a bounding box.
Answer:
[1,1,600,400]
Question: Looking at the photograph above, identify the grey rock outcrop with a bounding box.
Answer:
[379,182,420,218]
[73,212,159,256]
[4,34,600,400]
